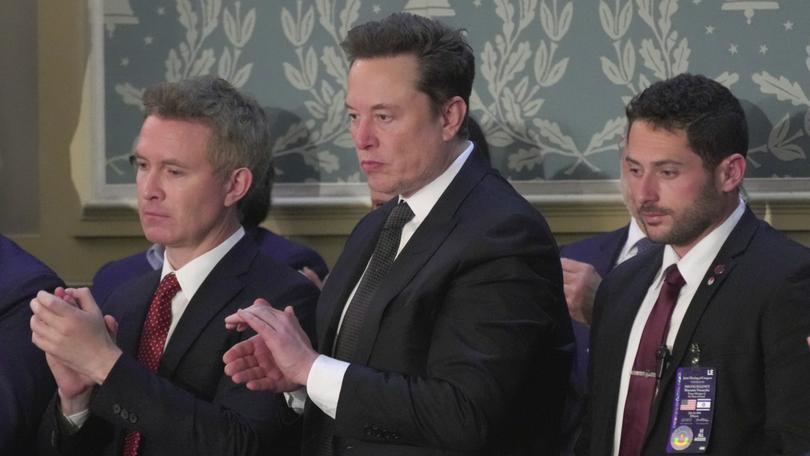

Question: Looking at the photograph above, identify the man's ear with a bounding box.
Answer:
[441,96,467,141]
[716,153,746,193]
[224,167,253,207]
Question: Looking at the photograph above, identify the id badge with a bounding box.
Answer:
[666,367,716,453]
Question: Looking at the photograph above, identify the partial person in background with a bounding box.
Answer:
[91,141,328,305]
[32,76,319,456]
[222,13,573,455]
[0,235,63,454]
[559,214,653,454]
[578,73,810,455]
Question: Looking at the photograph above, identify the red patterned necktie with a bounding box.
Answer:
[618,264,685,456]
[121,272,181,456]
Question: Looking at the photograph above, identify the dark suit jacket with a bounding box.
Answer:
[38,235,320,456]
[0,236,64,454]
[579,208,810,455]
[91,227,328,304]
[558,226,629,454]
[304,152,574,455]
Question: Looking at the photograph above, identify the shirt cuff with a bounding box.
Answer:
[284,388,308,415]
[61,408,90,432]
[306,354,350,419]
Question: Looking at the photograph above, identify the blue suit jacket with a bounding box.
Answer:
[91,227,328,304]
[0,235,64,454]
[558,225,629,454]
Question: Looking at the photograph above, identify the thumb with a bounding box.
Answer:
[104,315,119,341]
[284,306,297,317]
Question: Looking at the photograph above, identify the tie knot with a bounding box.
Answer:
[663,264,685,288]
[156,272,181,297]
[634,237,656,255]
[384,201,414,230]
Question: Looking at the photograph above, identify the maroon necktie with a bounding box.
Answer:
[122,272,181,456]
[618,265,685,456]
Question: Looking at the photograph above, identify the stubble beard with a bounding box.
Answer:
[640,180,725,247]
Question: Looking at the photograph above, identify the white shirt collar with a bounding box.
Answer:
[398,141,474,224]
[657,197,746,287]
[160,226,245,302]
[625,217,646,249]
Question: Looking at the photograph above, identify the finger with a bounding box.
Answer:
[56,287,79,307]
[70,288,103,316]
[239,308,277,333]
[33,291,73,317]
[560,258,577,271]
[104,315,119,340]
[246,378,279,391]
[284,306,296,317]
[224,312,248,331]
[233,366,275,385]
[222,339,254,364]
[224,355,260,377]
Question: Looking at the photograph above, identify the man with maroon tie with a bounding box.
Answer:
[31,76,319,456]
[576,74,810,455]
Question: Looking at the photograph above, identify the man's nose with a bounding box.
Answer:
[352,117,377,150]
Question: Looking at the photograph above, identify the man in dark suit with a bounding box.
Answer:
[31,76,319,456]
[0,236,63,454]
[221,12,573,455]
[577,74,810,455]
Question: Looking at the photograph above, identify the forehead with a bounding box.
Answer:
[625,120,699,163]
[346,54,422,105]
[136,115,213,160]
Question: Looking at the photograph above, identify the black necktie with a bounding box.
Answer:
[315,201,413,456]
[333,201,414,361]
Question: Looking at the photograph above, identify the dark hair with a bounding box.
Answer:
[141,76,272,223]
[625,73,748,170]
[341,12,475,138]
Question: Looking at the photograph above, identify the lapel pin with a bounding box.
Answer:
[713,264,726,275]
[706,276,715,286]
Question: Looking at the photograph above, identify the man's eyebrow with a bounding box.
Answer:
[624,156,684,167]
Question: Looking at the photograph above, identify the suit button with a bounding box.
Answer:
[121,409,129,420]
[113,404,121,414]
[129,413,138,424]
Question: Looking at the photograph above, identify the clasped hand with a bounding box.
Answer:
[223,299,318,393]
[30,287,122,393]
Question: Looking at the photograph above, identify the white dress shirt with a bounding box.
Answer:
[65,227,245,427]
[611,199,745,455]
[614,217,649,266]
[304,142,475,419]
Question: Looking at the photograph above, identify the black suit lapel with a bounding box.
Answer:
[159,236,257,377]
[351,152,489,365]
[647,208,758,430]
[109,271,161,357]
[596,249,663,445]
